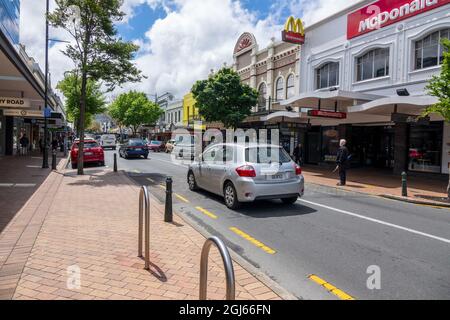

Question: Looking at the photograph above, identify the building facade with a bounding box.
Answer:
[233,32,301,155]
[0,0,66,156]
[282,0,450,175]
[165,99,183,130]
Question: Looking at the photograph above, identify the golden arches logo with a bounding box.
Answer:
[284,16,305,36]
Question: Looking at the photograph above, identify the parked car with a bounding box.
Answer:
[187,143,304,209]
[165,139,176,153]
[147,140,164,152]
[173,135,196,160]
[119,139,149,159]
[70,139,105,169]
[100,134,117,150]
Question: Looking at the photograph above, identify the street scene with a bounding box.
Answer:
[0,0,450,306]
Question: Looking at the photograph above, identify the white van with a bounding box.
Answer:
[100,134,117,150]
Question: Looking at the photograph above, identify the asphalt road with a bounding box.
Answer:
[104,148,450,300]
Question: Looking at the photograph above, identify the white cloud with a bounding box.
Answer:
[19,0,362,102]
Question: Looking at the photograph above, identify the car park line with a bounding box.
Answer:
[308,274,355,300]
[195,206,218,219]
[298,198,450,244]
[175,193,190,203]
[229,227,276,255]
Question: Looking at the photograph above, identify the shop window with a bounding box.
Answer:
[321,127,339,163]
[286,74,295,99]
[408,122,443,173]
[356,48,389,81]
[316,62,339,89]
[275,77,284,101]
[415,28,450,70]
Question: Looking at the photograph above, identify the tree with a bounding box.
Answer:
[109,91,163,137]
[49,0,142,175]
[191,67,258,129]
[424,38,450,199]
[87,121,101,133]
[57,73,106,134]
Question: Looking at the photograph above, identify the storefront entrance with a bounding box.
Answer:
[351,125,395,169]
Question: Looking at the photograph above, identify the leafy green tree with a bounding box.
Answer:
[191,67,258,129]
[49,0,142,174]
[109,91,163,137]
[57,73,106,134]
[424,38,450,198]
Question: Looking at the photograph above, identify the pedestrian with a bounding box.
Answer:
[293,143,303,166]
[51,138,58,152]
[39,137,44,154]
[335,139,349,186]
[19,134,29,156]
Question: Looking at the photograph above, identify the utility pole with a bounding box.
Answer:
[42,0,49,169]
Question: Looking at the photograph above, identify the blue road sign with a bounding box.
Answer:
[44,107,52,118]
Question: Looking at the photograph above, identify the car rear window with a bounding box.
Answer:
[245,147,291,164]
[129,140,145,146]
[151,141,161,145]
[74,141,99,148]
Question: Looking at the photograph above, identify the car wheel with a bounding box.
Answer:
[113,147,116,150]
[144,154,148,159]
[71,162,77,169]
[224,182,240,210]
[187,171,199,191]
[281,196,298,205]
[100,161,105,166]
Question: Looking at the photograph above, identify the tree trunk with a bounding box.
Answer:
[77,70,88,175]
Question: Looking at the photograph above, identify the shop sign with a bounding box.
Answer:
[307,110,347,119]
[391,113,430,124]
[282,16,305,45]
[347,0,450,40]
[2,109,44,118]
[0,97,30,108]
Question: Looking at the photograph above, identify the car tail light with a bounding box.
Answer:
[236,165,256,177]
[294,164,302,175]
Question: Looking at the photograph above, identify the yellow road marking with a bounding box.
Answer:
[308,274,355,300]
[158,184,166,190]
[229,227,276,254]
[195,206,218,219]
[147,178,155,183]
[175,193,189,203]
[133,169,140,173]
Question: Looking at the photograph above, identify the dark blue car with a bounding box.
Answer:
[119,139,149,159]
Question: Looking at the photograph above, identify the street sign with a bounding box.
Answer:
[391,113,430,125]
[44,107,52,118]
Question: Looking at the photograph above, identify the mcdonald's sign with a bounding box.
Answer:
[282,16,305,45]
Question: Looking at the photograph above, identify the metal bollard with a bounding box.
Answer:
[52,150,57,170]
[401,172,408,197]
[164,177,173,223]
[113,153,117,172]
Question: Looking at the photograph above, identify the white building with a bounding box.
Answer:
[165,99,183,130]
[282,0,450,175]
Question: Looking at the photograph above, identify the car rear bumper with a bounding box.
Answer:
[71,156,104,164]
[234,176,305,202]
[123,150,148,157]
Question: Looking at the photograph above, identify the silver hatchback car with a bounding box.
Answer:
[187,143,305,209]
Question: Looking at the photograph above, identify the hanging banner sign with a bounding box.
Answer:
[391,113,430,124]
[282,16,305,45]
[0,97,30,108]
[347,0,450,39]
[307,110,347,119]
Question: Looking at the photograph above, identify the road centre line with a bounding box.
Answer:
[195,206,218,219]
[229,227,276,254]
[297,199,450,244]
[308,274,355,300]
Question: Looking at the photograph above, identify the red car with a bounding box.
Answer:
[147,140,165,152]
[70,139,105,169]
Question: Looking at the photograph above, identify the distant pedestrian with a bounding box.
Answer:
[335,139,349,186]
[19,134,29,156]
[39,137,44,154]
[293,143,303,166]
[51,138,58,151]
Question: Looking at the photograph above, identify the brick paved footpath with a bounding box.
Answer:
[0,162,284,300]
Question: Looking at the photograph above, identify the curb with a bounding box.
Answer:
[379,194,450,208]
[174,208,300,300]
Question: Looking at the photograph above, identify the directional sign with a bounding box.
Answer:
[44,107,52,118]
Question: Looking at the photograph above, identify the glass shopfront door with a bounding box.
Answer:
[408,121,443,173]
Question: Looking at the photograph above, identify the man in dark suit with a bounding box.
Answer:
[336,139,349,186]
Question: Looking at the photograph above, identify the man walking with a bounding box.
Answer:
[335,139,349,186]
[19,134,29,156]
[293,143,303,166]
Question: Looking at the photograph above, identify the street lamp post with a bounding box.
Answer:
[42,0,50,168]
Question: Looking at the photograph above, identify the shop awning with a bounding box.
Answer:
[280,90,383,109]
[348,95,439,115]
[260,111,303,122]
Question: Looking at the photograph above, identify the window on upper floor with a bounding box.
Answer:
[356,48,389,82]
[275,77,284,101]
[415,28,450,70]
[316,62,339,90]
[286,74,295,99]
[257,83,267,111]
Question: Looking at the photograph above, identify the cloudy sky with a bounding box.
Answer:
[19,0,360,101]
